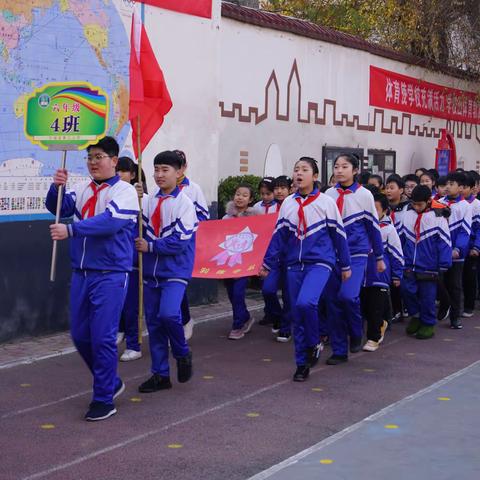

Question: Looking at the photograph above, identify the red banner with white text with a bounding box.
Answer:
[192,214,277,279]
[141,0,212,19]
[369,65,480,125]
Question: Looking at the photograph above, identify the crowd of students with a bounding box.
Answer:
[46,135,478,421]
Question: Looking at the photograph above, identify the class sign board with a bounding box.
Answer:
[24,81,109,150]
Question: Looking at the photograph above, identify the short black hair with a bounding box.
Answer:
[273,175,292,189]
[87,136,119,157]
[437,175,447,186]
[463,172,476,189]
[446,171,467,186]
[402,174,419,184]
[173,149,187,167]
[154,150,182,170]
[415,167,428,176]
[116,156,136,174]
[411,185,432,202]
[468,170,480,182]
[258,176,275,192]
[369,174,384,187]
[428,168,439,181]
[386,174,405,189]
[374,192,389,212]
[357,172,371,185]
[363,184,380,195]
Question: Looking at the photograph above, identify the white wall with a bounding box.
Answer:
[118,0,222,204]
[218,18,480,181]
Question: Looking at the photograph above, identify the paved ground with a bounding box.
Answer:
[251,361,480,480]
[1,289,480,480]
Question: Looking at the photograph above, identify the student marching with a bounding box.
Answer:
[47,139,479,420]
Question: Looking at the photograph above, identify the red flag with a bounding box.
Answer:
[192,215,277,279]
[129,7,172,158]
[141,0,212,19]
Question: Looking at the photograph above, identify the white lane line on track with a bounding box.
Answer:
[246,359,480,480]
[0,303,264,371]
[20,337,406,480]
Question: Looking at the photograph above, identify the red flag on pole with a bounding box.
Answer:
[141,0,212,19]
[129,6,173,158]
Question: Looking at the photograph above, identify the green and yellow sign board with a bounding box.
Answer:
[24,81,109,150]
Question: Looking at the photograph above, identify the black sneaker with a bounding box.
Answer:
[293,366,310,382]
[306,344,321,368]
[438,306,451,322]
[450,318,463,330]
[326,354,348,365]
[85,401,117,421]
[138,374,172,393]
[271,321,281,334]
[113,378,125,400]
[177,352,193,383]
[349,337,363,353]
[258,316,273,326]
[276,332,291,343]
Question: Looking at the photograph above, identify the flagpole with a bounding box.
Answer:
[50,150,68,282]
[137,115,144,346]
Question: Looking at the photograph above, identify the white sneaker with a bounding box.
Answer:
[462,310,474,318]
[116,332,125,345]
[242,316,255,334]
[183,319,194,341]
[362,340,379,352]
[120,349,142,362]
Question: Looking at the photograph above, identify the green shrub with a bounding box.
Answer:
[217,175,262,218]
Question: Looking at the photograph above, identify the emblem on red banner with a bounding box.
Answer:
[211,227,258,267]
[192,215,277,279]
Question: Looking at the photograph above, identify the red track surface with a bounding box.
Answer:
[1,313,479,480]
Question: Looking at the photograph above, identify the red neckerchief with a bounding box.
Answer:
[151,196,172,236]
[81,182,109,219]
[262,201,277,214]
[414,212,424,242]
[336,187,353,215]
[295,190,321,236]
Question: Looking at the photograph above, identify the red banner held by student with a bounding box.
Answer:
[141,0,212,19]
[192,214,277,279]
[369,65,480,125]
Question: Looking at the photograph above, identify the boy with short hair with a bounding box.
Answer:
[135,151,197,393]
[385,174,409,321]
[402,174,419,200]
[401,185,452,339]
[435,176,448,200]
[438,171,472,328]
[385,174,409,233]
[46,136,139,421]
[173,150,210,341]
